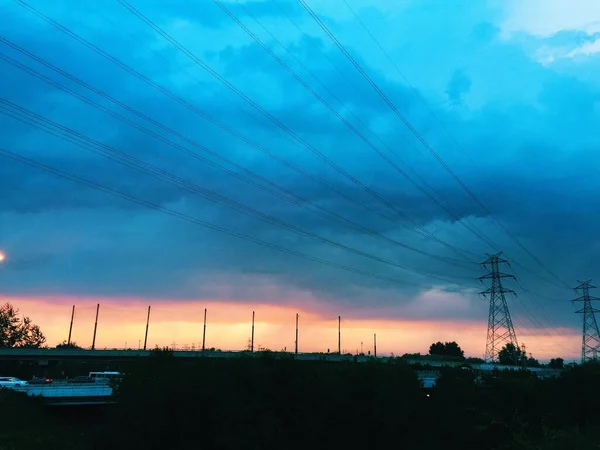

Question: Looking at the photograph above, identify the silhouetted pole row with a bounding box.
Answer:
[143,305,151,351]
[65,304,382,356]
[295,313,299,355]
[251,311,255,353]
[91,303,99,350]
[338,316,341,354]
[202,308,207,352]
[67,305,75,346]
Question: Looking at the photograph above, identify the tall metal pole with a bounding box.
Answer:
[202,308,207,352]
[91,303,99,350]
[374,333,377,358]
[67,305,75,345]
[251,311,255,353]
[295,313,299,355]
[338,315,341,354]
[143,305,151,351]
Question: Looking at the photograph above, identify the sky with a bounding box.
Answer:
[0,0,599,360]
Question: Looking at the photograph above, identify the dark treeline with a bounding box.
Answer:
[1,350,600,450]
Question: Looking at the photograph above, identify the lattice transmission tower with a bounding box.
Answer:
[478,252,519,362]
[572,280,600,363]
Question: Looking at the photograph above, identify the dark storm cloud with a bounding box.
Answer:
[1,0,600,330]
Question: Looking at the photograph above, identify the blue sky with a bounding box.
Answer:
[1,0,599,343]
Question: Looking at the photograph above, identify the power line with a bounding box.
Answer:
[4,0,568,348]
[0,99,476,287]
[6,0,393,226]
[8,0,572,352]
[273,4,503,268]
[514,277,574,337]
[296,0,571,290]
[212,0,500,255]
[0,40,473,270]
[11,0,475,263]
[114,0,475,262]
[226,0,507,254]
[0,146,466,289]
[509,293,573,353]
[269,0,443,197]
[510,259,568,290]
[269,0,441,172]
[268,0,571,299]
[340,0,573,292]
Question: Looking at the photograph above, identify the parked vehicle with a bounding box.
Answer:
[29,377,52,385]
[89,371,121,383]
[0,377,28,388]
[68,376,95,384]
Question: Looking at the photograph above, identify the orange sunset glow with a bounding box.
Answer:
[2,295,581,360]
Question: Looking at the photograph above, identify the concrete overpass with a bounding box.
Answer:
[0,348,369,363]
[0,349,562,378]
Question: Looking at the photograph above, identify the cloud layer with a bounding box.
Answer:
[1,0,599,354]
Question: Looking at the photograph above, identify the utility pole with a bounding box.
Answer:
[67,305,75,345]
[295,313,299,355]
[143,306,151,351]
[478,252,519,363]
[338,316,341,355]
[251,311,255,353]
[374,333,377,358]
[91,303,100,350]
[572,280,600,363]
[202,308,207,352]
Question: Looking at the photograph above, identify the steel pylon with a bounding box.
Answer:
[572,280,600,363]
[478,252,519,363]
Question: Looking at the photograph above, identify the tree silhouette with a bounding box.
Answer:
[444,341,465,358]
[429,341,465,359]
[498,343,523,365]
[56,340,82,349]
[0,303,46,348]
[429,341,445,356]
[549,357,565,369]
[466,357,485,364]
[526,356,541,367]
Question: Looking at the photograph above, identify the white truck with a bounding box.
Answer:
[88,371,121,383]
